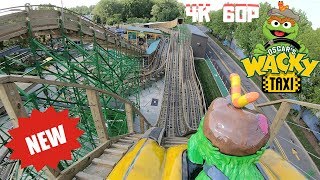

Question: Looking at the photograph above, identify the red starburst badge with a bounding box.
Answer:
[5,106,84,171]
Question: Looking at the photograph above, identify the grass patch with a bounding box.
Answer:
[194,59,221,108]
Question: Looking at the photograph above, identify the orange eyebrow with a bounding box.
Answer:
[268,15,296,26]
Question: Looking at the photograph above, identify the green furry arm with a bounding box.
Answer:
[187,131,204,164]
[187,118,206,164]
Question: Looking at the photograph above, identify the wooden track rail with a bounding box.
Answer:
[157,29,205,137]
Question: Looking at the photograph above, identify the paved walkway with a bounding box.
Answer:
[129,78,165,132]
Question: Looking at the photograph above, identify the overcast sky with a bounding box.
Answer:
[1,0,319,29]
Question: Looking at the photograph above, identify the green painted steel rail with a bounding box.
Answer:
[204,58,229,97]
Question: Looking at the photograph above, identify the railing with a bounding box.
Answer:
[256,99,320,178]
[0,75,151,179]
[149,18,179,29]
[256,99,320,141]
[0,4,143,54]
[189,48,207,113]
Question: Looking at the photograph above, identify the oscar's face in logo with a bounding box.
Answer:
[263,15,299,41]
[253,1,308,57]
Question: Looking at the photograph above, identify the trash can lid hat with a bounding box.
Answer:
[268,8,300,22]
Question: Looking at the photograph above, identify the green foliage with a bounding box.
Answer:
[297,28,320,60]
[35,4,55,10]
[184,16,193,24]
[92,0,186,25]
[234,2,271,56]
[150,0,185,21]
[204,10,237,42]
[293,9,313,39]
[297,40,320,116]
[126,17,149,24]
[299,67,320,111]
[69,5,95,15]
[123,0,154,20]
[93,0,125,25]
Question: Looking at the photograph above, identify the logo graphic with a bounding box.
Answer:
[241,1,319,93]
[5,107,83,171]
[185,1,211,22]
[262,72,301,93]
[223,3,260,22]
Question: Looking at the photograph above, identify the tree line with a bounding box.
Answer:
[204,2,320,113]
[68,0,185,25]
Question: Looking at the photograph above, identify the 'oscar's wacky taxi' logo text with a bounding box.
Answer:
[241,1,319,93]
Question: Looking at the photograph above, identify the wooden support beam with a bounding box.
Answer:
[43,166,61,179]
[125,103,134,133]
[86,89,109,142]
[56,140,112,180]
[0,75,151,127]
[139,116,145,133]
[269,102,292,141]
[0,83,27,127]
[0,83,61,179]
[256,99,284,107]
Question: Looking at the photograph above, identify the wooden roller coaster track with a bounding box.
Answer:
[157,27,206,137]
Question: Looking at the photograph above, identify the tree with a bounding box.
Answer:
[204,10,237,43]
[293,9,313,39]
[93,0,155,25]
[122,0,154,20]
[151,0,185,21]
[69,5,95,15]
[93,0,124,25]
[36,4,55,10]
[295,66,320,119]
[126,17,149,24]
[234,2,271,56]
[297,28,320,60]
[291,12,320,119]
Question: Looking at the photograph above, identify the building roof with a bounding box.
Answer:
[126,26,162,34]
[146,40,161,55]
[186,24,208,38]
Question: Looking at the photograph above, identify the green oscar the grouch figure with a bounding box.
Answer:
[254,1,308,57]
[187,74,270,179]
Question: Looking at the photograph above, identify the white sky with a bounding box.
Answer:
[1,0,319,29]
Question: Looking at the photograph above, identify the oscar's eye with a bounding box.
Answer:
[283,22,292,29]
[271,20,280,27]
